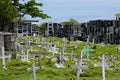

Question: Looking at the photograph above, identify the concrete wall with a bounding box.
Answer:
[0,35,4,54]
[0,35,4,46]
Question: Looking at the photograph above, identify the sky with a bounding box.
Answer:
[24,0,120,24]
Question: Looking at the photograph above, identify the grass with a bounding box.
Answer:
[0,36,120,80]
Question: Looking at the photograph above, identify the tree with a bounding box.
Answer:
[115,13,120,17]
[69,18,79,25]
[12,0,50,19]
[61,18,79,26]
[0,0,17,31]
[39,23,46,35]
[115,13,120,20]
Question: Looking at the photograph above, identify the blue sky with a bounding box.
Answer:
[25,0,120,24]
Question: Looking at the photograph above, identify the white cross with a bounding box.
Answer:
[77,49,85,79]
[32,61,36,80]
[102,54,105,80]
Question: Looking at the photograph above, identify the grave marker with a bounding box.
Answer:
[62,38,66,47]
[32,61,36,80]
[21,49,30,62]
[102,54,105,80]
[51,44,55,56]
[38,45,42,66]
[92,38,95,44]
[54,53,66,69]
[2,47,6,69]
[0,44,11,69]
[76,49,84,79]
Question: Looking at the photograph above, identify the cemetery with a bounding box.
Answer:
[1,0,120,80]
[0,35,120,80]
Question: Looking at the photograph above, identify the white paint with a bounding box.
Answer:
[2,47,6,69]
[32,61,36,80]
[21,49,30,62]
[92,38,95,44]
[102,54,105,80]
[77,49,84,79]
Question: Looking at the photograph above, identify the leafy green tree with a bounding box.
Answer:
[115,13,120,20]
[69,18,79,25]
[115,13,120,17]
[0,0,17,31]
[39,23,46,35]
[12,0,50,19]
[61,21,71,26]
[61,18,79,26]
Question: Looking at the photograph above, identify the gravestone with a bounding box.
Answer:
[38,45,42,67]
[48,41,59,55]
[76,49,84,79]
[21,49,30,62]
[32,61,36,80]
[76,57,82,79]
[102,54,105,80]
[94,54,106,80]
[51,44,55,56]
[54,54,66,69]
[92,38,95,44]
[57,54,61,64]
[26,61,41,80]
[0,45,11,69]
[1,47,6,69]
[61,37,66,47]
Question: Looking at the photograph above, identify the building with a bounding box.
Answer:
[43,19,120,44]
[45,22,62,37]
[114,20,120,44]
[0,32,17,58]
[17,20,39,36]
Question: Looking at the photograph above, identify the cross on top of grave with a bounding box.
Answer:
[102,54,106,80]
[61,37,66,47]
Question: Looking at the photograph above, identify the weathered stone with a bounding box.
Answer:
[54,63,66,69]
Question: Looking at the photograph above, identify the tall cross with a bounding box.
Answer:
[102,54,105,80]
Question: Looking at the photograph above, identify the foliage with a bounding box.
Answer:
[0,0,17,29]
[61,18,79,26]
[13,17,25,25]
[39,23,46,35]
[12,0,50,19]
[69,18,79,25]
[115,13,120,17]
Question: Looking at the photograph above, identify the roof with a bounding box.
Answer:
[24,20,39,22]
[0,32,16,35]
